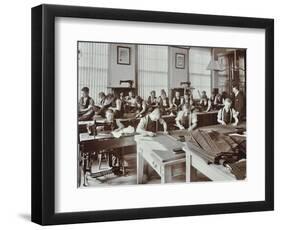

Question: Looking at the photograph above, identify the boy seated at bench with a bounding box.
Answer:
[217,98,239,126]
[172,91,182,111]
[94,92,111,117]
[199,90,210,112]
[109,93,124,119]
[91,109,125,173]
[78,87,95,121]
[136,108,167,137]
[103,109,125,132]
[181,90,194,107]
[158,89,172,115]
[175,104,198,131]
[147,90,158,108]
[135,96,147,118]
[126,90,137,107]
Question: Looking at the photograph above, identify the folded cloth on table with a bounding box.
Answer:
[111,126,135,138]
[186,129,244,164]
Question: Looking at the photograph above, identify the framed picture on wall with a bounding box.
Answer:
[117,46,131,65]
[175,53,185,69]
[31,4,274,226]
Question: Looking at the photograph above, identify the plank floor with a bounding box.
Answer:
[79,153,210,188]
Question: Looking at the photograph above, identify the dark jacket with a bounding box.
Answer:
[234,91,244,117]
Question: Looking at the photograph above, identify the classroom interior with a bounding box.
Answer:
[77,42,246,187]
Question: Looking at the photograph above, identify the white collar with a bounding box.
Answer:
[235,91,239,97]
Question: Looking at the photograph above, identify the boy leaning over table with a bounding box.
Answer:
[136,108,168,137]
[217,98,239,126]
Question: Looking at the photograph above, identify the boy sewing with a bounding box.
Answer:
[217,98,239,126]
[103,109,125,131]
[78,87,95,121]
[94,109,125,172]
[147,90,158,107]
[175,104,198,131]
[136,108,167,137]
[199,90,209,112]
[172,91,182,110]
[181,90,194,107]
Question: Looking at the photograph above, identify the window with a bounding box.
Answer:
[217,55,229,93]
[138,45,169,100]
[78,42,109,103]
[189,47,212,99]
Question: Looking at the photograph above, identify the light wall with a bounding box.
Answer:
[168,46,189,88]
[108,43,136,88]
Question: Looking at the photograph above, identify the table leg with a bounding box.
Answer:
[186,151,191,183]
[78,148,81,188]
[161,165,172,184]
[137,149,144,184]
[98,153,102,170]
[191,165,197,181]
[83,152,89,187]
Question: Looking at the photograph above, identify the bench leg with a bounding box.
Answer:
[186,151,191,183]
[137,151,145,184]
[161,165,172,184]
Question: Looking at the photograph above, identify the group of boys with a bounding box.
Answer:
[78,85,245,136]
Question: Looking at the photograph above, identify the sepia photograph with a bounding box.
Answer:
[77,41,247,188]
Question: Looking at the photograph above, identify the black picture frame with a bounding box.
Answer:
[117,46,131,65]
[175,53,185,69]
[31,4,274,225]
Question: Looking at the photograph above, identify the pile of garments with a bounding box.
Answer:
[186,129,246,179]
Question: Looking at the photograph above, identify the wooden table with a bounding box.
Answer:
[78,117,106,133]
[156,111,219,131]
[169,122,246,138]
[169,123,246,182]
[197,122,246,134]
[183,145,237,182]
[196,111,218,127]
[135,134,185,184]
[79,132,136,186]
[79,132,136,152]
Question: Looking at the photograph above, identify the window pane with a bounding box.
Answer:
[138,45,168,99]
[78,42,109,103]
[189,47,211,98]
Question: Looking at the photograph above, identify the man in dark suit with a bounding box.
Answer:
[232,85,245,119]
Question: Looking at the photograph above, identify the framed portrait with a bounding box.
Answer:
[175,53,185,69]
[117,46,131,65]
[31,4,274,225]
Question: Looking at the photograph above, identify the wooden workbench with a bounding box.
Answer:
[79,132,136,153]
[79,110,219,134]
[169,123,246,182]
[135,134,185,184]
[79,132,136,186]
[135,133,237,184]
[183,145,237,182]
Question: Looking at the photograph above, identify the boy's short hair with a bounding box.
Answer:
[224,98,232,104]
[135,96,142,102]
[106,109,114,114]
[99,92,105,97]
[232,84,239,90]
[98,92,105,98]
[81,87,89,93]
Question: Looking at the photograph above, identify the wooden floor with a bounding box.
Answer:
[79,152,209,188]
